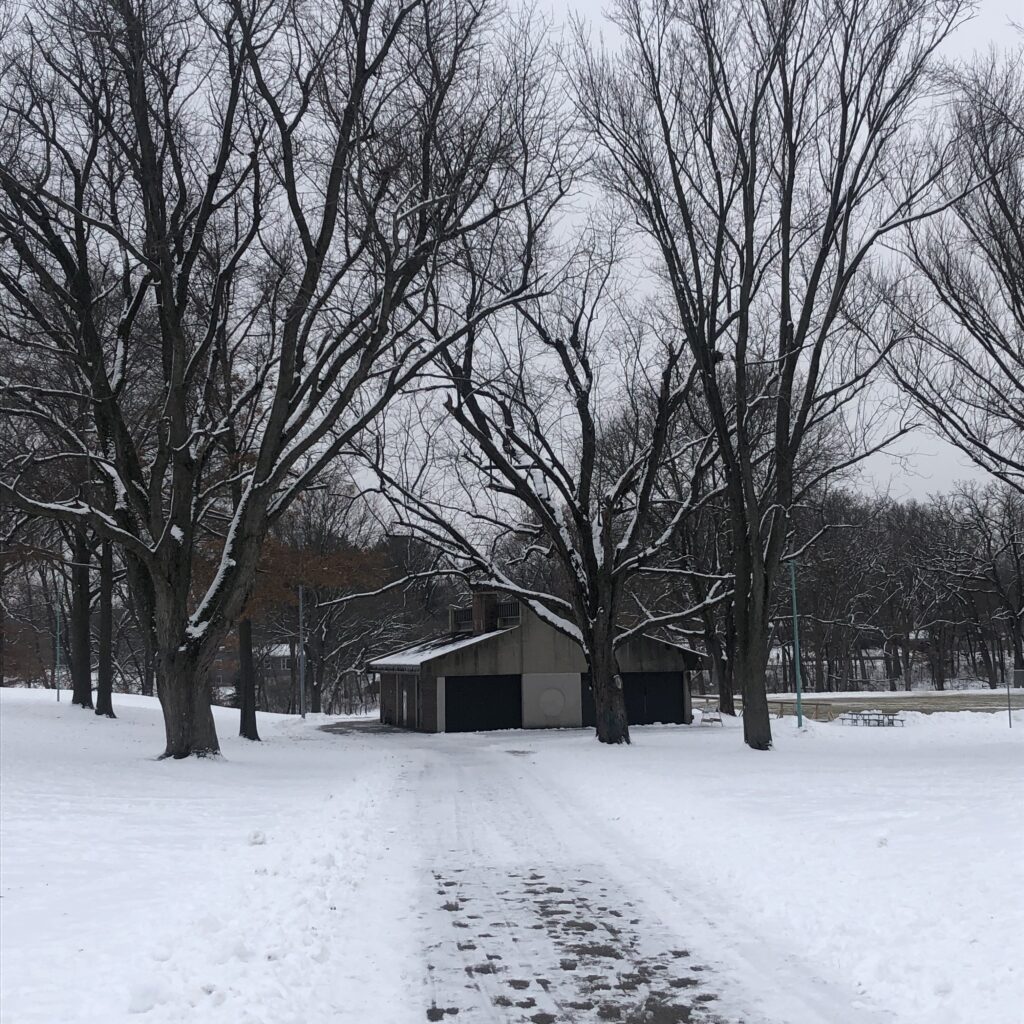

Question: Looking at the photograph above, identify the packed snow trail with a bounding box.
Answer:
[357,724,893,1024]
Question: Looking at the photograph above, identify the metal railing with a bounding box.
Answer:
[496,599,520,624]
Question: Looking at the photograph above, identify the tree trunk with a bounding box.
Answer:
[978,634,998,689]
[70,530,93,708]
[157,653,219,758]
[311,657,323,715]
[142,640,155,697]
[901,642,913,691]
[706,629,734,715]
[588,627,629,744]
[930,638,946,690]
[734,597,772,750]
[238,617,260,741]
[1011,623,1024,672]
[94,539,116,718]
[288,640,297,715]
[731,532,773,749]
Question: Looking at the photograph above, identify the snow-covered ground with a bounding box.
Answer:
[1,689,1021,1024]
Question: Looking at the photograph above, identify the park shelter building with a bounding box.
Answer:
[368,594,699,733]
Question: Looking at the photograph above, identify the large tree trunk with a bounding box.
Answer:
[157,652,219,758]
[735,641,772,749]
[70,529,93,708]
[94,539,116,718]
[589,625,629,744]
[733,547,772,750]
[237,618,260,741]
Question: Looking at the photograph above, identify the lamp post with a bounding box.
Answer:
[788,557,804,728]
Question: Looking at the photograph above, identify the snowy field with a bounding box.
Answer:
[1,689,1021,1024]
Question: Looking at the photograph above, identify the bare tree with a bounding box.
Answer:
[373,241,717,743]
[0,0,564,755]
[571,0,965,747]
[889,52,1024,493]
[946,483,1024,676]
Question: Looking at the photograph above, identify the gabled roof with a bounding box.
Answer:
[367,628,516,671]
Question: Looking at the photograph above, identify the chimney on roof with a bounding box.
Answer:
[471,592,498,635]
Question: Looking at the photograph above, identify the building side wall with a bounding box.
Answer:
[429,628,525,677]
[519,610,589,675]
[419,671,439,733]
[398,675,414,728]
[522,672,583,728]
[616,635,696,673]
[379,673,399,725]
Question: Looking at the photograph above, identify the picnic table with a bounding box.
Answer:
[838,710,905,727]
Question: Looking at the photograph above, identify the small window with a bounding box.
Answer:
[282,657,292,669]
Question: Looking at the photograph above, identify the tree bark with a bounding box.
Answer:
[237,618,260,741]
[142,642,155,696]
[589,625,629,744]
[157,653,219,758]
[70,529,93,708]
[733,547,772,750]
[94,539,116,717]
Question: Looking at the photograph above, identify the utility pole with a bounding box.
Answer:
[788,558,804,728]
[298,584,306,719]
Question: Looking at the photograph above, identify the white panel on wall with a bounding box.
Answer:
[521,672,582,729]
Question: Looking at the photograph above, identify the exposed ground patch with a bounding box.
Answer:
[421,868,730,1023]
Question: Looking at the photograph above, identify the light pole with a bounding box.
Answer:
[788,557,804,728]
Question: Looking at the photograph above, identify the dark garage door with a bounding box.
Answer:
[445,674,523,733]
[582,672,686,727]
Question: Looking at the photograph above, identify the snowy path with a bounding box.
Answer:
[363,726,896,1024]
[2,691,1021,1024]
[400,735,729,1023]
